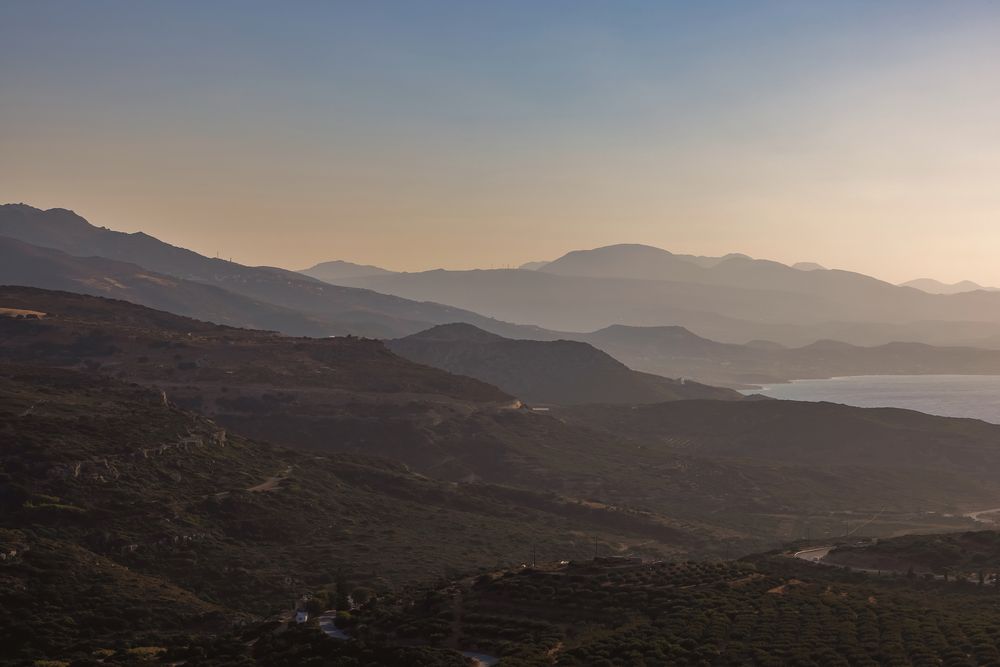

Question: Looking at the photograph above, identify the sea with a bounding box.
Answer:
[742,375,1000,425]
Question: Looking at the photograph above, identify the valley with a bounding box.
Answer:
[7,232,1000,663]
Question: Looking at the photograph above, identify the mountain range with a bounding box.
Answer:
[901,277,1000,294]
[0,204,543,339]
[12,203,1000,393]
[578,323,1000,387]
[320,243,1000,347]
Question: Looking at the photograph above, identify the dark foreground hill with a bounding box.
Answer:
[388,323,742,405]
[824,530,1000,578]
[349,552,1000,666]
[0,366,698,662]
[555,399,1000,472]
[197,547,1000,665]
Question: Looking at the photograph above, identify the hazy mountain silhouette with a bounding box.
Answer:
[792,261,826,271]
[582,323,1000,387]
[901,278,1000,294]
[539,243,739,279]
[518,260,549,270]
[330,243,1000,346]
[0,204,545,338]
[299,259,394,282]
[388,323,742,404]
[0,235,336,335]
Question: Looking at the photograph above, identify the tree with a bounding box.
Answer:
[351,587,373,605]
[335,572,350,610]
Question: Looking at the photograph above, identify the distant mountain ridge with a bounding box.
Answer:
[13,201,1000,390]
[388,322,742,405]
[299,259,395,282]
[0,235,336,335]
[580,322,1000,387]
[0,204,546,338]
[329,242,1000,347]
[901,277,1000,294]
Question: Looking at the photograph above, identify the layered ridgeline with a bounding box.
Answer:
[580,324,1000,388]
[901,278,1000,295]
[0,204,546,339]
[12,204,1000,386]
[12,220,1000,390]
[320,243,1000,347]
[388,323,742,405]
[10,290,1000,662]
[5,288,1000,546]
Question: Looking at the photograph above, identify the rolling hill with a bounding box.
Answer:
[6,287,1000,553]
[0,235,338,335]
[356,552,1000,666]
[0,364,703,662]
[823,530,1000,576]
[387,323,742,405]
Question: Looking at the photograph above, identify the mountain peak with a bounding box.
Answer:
[399,322,505,343]
[299,259,394,283]
[792,261,826,271]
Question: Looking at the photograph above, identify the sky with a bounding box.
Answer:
[3,1,1000,283]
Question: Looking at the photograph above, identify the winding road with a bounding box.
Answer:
[793,546,834,563]
[966,507,1000,524]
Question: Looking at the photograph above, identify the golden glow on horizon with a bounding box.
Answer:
[3,2,1000,284]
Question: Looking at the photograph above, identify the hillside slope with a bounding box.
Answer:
[388,323,742,404]
[5,288,1000,550]
[0,235,336,335]
[0,365,700,662]
[335,550,1000,666]
[0,204,531,338]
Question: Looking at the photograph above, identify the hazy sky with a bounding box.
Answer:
[3,1,1000,283]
